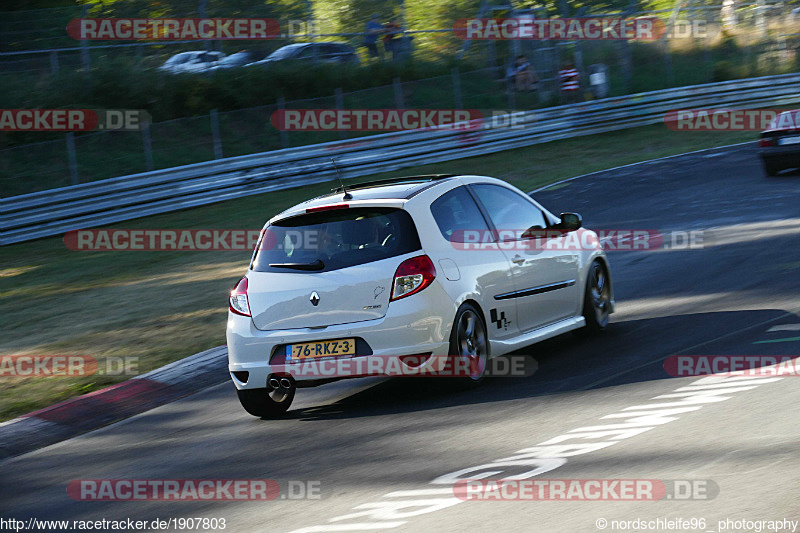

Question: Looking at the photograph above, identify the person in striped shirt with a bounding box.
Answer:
[559,63,582,103]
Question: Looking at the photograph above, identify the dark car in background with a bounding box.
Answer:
[207,51,263,72]
[247,42,360,67]
[759,110,800,176]
[158,51,226,74]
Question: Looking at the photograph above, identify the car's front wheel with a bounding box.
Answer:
[449,303,489,386]
[581,260,611,333]
[236,385,294,418]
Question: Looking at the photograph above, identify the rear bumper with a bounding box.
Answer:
[759,147,800,168]
[227,281,455,389]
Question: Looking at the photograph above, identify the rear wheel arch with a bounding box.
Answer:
[466,297,487,322]
[448,300,491,386]
[456,298,490,342]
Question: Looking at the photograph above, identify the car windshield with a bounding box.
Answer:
[266,45,305,60]
[218,53,249,66]
[164,53,194,65]
[252,207,420,273]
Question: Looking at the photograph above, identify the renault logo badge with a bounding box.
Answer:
[310,291,320,306]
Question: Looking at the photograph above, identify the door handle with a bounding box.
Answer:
[511,255,525,265]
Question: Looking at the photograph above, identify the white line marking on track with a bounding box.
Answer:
[529,141,754,195]
[767,324,800,332]
[576,308,800,392]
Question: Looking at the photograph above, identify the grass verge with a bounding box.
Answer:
[0,124,757,421]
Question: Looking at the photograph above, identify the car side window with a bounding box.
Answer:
[298,47,315,59]
[470,184,548,240]
[430,186,490,243]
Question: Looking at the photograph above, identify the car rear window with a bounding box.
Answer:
[252,207,421,273]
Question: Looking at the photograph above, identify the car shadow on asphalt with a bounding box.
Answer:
[280,309,800,421]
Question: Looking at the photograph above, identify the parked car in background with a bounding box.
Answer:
[246,42,360,67]
[759,110,800,176]
[158,51,225,74]
[206,51,261,72]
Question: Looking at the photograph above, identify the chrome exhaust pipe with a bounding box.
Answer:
[279,377,293,389]
[268,377,281,389]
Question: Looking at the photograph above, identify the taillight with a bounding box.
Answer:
[229,277,251,316]
[759,137,776,147]
[391,255,436,301]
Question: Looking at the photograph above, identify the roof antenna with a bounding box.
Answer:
[331,157,352,200]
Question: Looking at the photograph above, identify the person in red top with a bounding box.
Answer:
[382,18,401,61]
[559,63,582,103]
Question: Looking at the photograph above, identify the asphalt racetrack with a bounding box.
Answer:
[2,143,799,533]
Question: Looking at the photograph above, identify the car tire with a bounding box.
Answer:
[448,303,489,387]
[580,260,611,333]
[236,386,294,418]
[763,160,781,177]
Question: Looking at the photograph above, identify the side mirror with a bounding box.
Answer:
[556,212,582,231]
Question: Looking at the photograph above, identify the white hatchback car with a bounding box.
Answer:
[227,175,614,416]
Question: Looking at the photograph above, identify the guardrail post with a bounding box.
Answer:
[80,5,91,72]
[618,40,633,95]
[662,41,675,88]
[142,122,154,172]
[277,97,289,149]
[756,0,767,37]
[210,109,223,159]
[556,43,564,104]
[452,68,463,109]
[574,43,586,96]
[393,77,405,109]
[486,40,498,71]
[335,88,346,140]
[704,45,713,83]
[66,133,79,185]
[49,51,59,75]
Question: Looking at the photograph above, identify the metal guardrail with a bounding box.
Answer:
[2,72,800,246]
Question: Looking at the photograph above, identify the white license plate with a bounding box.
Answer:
[777,136,800,146]
[285,338,356,361]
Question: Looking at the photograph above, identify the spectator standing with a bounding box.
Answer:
[559,63,581,103]
[509,55,539,92]
[364,14,384,59]
[382,18,402,61]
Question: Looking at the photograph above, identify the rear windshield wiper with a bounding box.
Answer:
[268,259,325,271]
